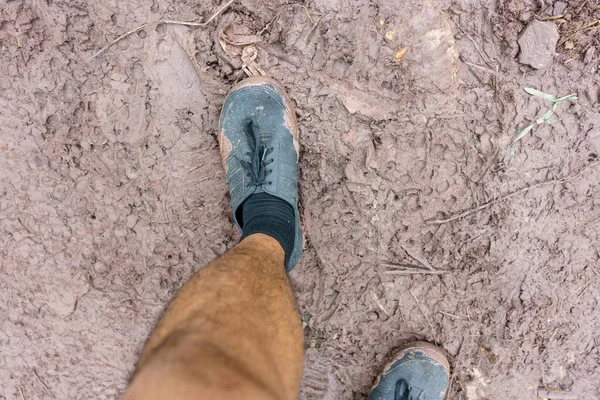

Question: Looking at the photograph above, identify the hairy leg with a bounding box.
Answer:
[124,233,304,400]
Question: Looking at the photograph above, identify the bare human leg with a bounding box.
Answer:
[126,75,304,400]
[124,233,304,400]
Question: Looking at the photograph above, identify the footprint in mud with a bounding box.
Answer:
[436,179,450,194]
[380,0,460,95]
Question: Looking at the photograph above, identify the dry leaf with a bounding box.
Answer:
[394,46,410,62]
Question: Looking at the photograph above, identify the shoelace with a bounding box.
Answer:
[395,380,418,400]
[239,120,274,188]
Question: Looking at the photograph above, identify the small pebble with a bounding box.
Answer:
[584,47,596,64]
[93,261,108,274]
[366,311,379,322]
[519,11,532,22]
[126,214,138,229]
[553,1,567,16]
[518,21,560,69]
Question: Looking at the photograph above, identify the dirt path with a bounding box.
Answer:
[1,0,599,399]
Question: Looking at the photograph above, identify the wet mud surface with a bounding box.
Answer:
[1,0,599,398]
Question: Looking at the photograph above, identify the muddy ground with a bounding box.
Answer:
[1,0,599,399]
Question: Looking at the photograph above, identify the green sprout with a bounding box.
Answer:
[507,88,577,156]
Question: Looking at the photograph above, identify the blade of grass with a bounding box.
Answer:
[536,102,559,124]
[556,94,577,102]
[511,89,578,151]
[513,123,535,142]
[524,87,557,102]
[507,145,516,156]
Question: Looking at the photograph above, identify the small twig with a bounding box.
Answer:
[258,12,283,36]
[291,3,314,23]
[462,59,496,75]
[258,3,315,37]
[559,19,599,46]
[570,370,599,388]
[576,0,589,14]
[461,30,495,70]
[304,16,322,41]
[400,245,437,270]
[89,23,148,59]
[370,290,390,317]
[582,215,600,227]
[537,389,578,400]
[219,33,262,46]
[383,268,448,275]
[439,310,468,320]
[426,161,600,225]
[575,281,594,303]
[426,185,532,225]
[409,289,436,335]
[164,0,235,27]
[539,15,565,21]
[204,0,237,24]
[19,386,25,400]
[89,0,235,60]
[33,369,54,398]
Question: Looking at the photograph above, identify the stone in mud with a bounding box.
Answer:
[517,20,559,69]
[584,46,596,64]
[553,1,567,16]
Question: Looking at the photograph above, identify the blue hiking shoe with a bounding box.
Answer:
[218,76,302,271]
[368,342,450,400]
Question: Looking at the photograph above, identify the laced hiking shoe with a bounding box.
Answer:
[368,342,450,400]
[218,76,302,271]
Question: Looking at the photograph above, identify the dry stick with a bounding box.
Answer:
[462,59,496,75]
[89,0,235,60]
[462,30,496,71]
[258,3,315,37]
[426,161,600,225]
[370,290,390,317]
[163,0,236,26]
[539,15,565,21]
[289,3,314,23]
[439,310,467,320]
[537,389,578,400]
[304,16,322,41]
[401,245,436,270]
[258,11,283,36]
[33,369,54,398]
[583,215,600,227]
[383,269,448,275]
[569,370,598,388]
[559,19,599,46]
[89,23,148,59]
[575,281,594,302]
[409,289,436,335]
[576,0,589,14]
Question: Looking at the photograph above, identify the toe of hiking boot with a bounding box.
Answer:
[368,342,450,400]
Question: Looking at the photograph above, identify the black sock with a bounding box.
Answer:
[239,192,295,267]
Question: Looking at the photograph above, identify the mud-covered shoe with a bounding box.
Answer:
[368,342,450,400]
[218,76,302,271]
